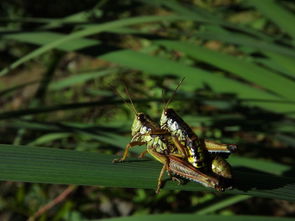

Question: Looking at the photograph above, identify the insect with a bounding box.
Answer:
[112,88,224,193]
[113,110,224,193]
[111,88,176,163]
[155,152,224,192]
[159,78,236,181]
[160,108,236,170]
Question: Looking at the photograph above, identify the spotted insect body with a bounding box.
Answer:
[112,84,234,192]
[161,108,208,168]
[160,106,235,182]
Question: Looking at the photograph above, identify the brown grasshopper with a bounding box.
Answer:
[112,88,224,193]
[112,110,224,193]
[160,107,235,180]
[159,78,236,184]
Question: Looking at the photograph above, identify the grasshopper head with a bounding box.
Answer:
[161,77,185,127]
[131,112,154,136]
[211,156,232,179]
[160,108,174,128]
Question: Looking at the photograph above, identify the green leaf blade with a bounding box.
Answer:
[155,40,295,100]
[0,15,183,76]
[0,144,295,201]
[98,214,295,221]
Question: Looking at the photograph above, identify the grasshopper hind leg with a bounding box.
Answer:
[138,150,148,159]
[156,162,169,194]
[146,147,172,194]
[171,176,187,185]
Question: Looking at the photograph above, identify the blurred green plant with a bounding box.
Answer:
[0,0,295,220]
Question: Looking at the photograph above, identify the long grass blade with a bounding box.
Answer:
[155,40,295,100]
[0,15,184,76]
[246,0,295,41]
[0,144,295,201]
[100,49,295,114]
[48,69,115,91]
[194,29,295,58]
[3,31,99,51]
[195,195,251,215]
[98,214,295,221]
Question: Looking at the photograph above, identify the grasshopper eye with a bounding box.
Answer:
[164,108,172,116]
[137,114,145,121]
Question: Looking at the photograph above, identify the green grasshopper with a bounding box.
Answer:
[159,78,236,183]
[112,110,224,193]
[112,88,224,192]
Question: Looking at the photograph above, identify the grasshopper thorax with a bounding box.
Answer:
[161,108,191,136]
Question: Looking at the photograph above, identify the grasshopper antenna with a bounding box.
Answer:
[109,84,138,115]
[161,89,167,108]
[164,77,185,110]
[124,86,138,115]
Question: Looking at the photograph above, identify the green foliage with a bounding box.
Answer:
[99,214,295,221]
[1,144,295,202]
[0,0,295,220]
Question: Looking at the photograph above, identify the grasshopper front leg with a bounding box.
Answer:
[138,150,148,159]
[170,136,190,159]
[148,128,171,136]
[149,130,189,160]
[112,141,145,163]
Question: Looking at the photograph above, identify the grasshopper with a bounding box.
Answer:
[111,89,176,163]
[159,78,236,182]
[113,111,224,193]
[112,88,224,193]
